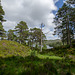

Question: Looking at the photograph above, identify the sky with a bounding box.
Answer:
[1,0,64,40]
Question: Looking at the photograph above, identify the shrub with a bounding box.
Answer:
[30,51,37,57]
[44,61,58,75]
[42,44,47,50]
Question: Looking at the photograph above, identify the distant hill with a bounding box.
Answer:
[0,40,31,57]
[45,39,62,47]
[45,39,62,44]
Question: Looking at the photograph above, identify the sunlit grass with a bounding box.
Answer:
[37,54,62,60]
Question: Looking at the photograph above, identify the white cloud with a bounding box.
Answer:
[2,0,59,40]
[3,20,17,31]
[53,0,59,3]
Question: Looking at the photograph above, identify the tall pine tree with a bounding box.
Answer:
[0,0,6,39]
[15,21,29,44]
[53,2,75,45]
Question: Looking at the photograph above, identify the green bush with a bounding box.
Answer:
[44,61,58,75]
[42,44,47,50]
[30,51,37,57]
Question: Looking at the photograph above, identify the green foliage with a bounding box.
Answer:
[42,44,47,49]
[29,28,46,48]
[0,3,6,39]
[15,21,29,44]
[35,44,38,48]
[0,55,74,75]
[7,29,17,41]
[30,51,37,57]
[0,22,6,39]
[48,52,55,56]
[0,56,58,75]
[53,2,75,45]
[0,6,5,21]
[51,45,75,56]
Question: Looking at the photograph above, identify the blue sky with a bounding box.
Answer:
[53,0,64,14]
[56,0,63,8]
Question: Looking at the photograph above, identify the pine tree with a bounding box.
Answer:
[0,0,6,39]
[7,29,17,41]
[29,28,46,48]
[53,3,75,45]
[15,21,29,44]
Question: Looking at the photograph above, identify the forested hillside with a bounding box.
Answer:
[45,39,62,47]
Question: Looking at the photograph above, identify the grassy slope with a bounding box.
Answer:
[0,40,31,57]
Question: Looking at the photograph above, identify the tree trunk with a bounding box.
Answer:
[32,39,33,50]
[63,40,64,46]
[68,23,70,45]
[66,23,69,45]
[36,40,37,48]
[67,15,70,45]
[40,24,42,52]
[62,30,64,46]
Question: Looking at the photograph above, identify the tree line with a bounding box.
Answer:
[53,0,75,46]
[7,21,46,48]
[1,20,46,48]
